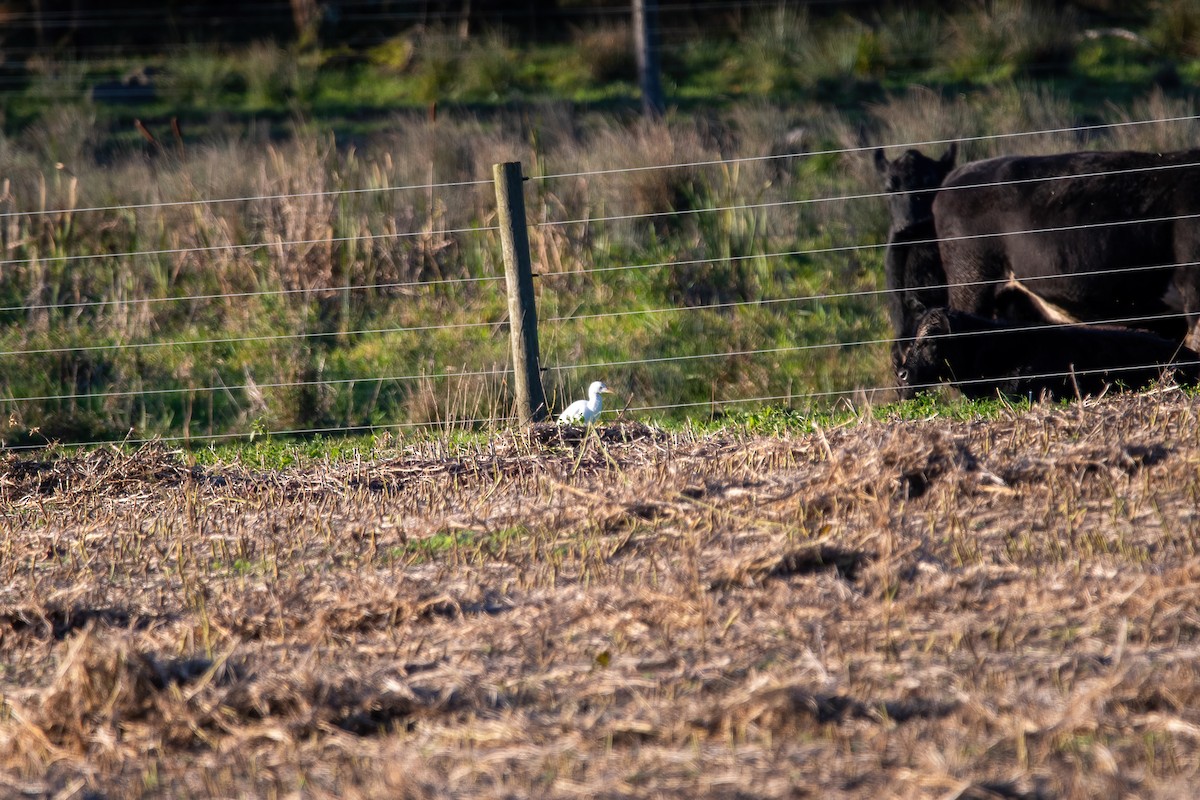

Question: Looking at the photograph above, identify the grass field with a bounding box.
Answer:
[5,2,1200,442]
[3,389,1200,797]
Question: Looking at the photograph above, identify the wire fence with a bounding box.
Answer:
[4,113,1200,450]
[8,113,1200,221]
[0,0,1144,84]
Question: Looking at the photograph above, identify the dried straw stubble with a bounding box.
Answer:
[3,394,1200,797]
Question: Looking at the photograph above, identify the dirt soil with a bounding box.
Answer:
[3,391,1200,798]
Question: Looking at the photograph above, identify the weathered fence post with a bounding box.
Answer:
[633,0,665,118]
[493,161,548,424]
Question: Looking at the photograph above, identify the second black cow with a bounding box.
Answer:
[897,307,1200,400]
[874,145,957,370]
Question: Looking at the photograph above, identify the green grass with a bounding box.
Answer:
[7,389,1056,470]
[3,4,1183,135]
[190,433,384,469]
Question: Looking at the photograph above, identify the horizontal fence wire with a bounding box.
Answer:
[2,309,1191,407]
[6,228,1189,323]
[533,114,1200,182]
[0,208,1189,321]
[0,0,962,63]
[0,0,852,24]
[2,0,787,29]
[0,274,505,317]
[0,414,523,453]
[0,255,1188,362]
[569,234,1200,307]
[9,136,1194,226]
[546,310,1197,373]
[13,184,1200,320]
[7,172,1190,297]
[543,243,1193,378]
[0,224,498,269]
[13,353,1196,453]
[537,158,1200,230]
[625,364,1197,418]
[0,317,505,358]
[1,364,510,405]
[545,258,1200,325]
[0,177,493,221]
[5,114,1198,220]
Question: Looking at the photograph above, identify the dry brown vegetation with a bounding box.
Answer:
[4,392,1200,798]
[6,87,1200,440]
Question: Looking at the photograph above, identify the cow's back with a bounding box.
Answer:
[937,150,1200,223]
[932,149,1200,335]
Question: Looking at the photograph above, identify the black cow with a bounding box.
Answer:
[873,145,957,370]
[875,144,957,232]
[933,149,1200,350]
[898,306,1200,400]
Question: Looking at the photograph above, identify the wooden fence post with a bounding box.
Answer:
[633,0,665,118]
[493,161,548,424]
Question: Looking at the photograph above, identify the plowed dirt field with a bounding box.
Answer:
[4,392,1200,798]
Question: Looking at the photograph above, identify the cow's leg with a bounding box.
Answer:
[1186,317,1200,354]
[943,246,1000,319]
[1170,226,1200,348]
[1165,264,1200,351]
[997,274,1079,325]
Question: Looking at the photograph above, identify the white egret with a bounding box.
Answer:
[557,381,613,424]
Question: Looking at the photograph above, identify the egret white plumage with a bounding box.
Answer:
[557,381,613,424]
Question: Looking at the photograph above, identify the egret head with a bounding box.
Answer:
[589,381,613,397]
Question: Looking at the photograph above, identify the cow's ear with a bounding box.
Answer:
[903,294,927,323]
[941,142,957,169]
[917,307,951,338]
[904,294,926,315]
[873,148,888,177]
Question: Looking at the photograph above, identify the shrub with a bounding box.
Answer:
[572,23,637,84]
[737,6,813,94]
[970,83,1078,157]
[410,30,462,105]
[366,36,416,73]
[239,41,319,109]
[24,103,97,168]
[872,6,943,74]
[943,1,1079,82]
[1147,0,1200,58]
[457,32,520,100]
[159,45,242,108]
[1104,88,1200,151]
[868,87,980,160]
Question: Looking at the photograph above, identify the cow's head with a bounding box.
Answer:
[874,144,957,232]
[892,295,930,393]
[896,306,953,398]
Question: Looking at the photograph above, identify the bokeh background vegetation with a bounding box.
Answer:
[4,0,1200,444]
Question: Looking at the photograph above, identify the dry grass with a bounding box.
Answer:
[4,394,1200,797]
